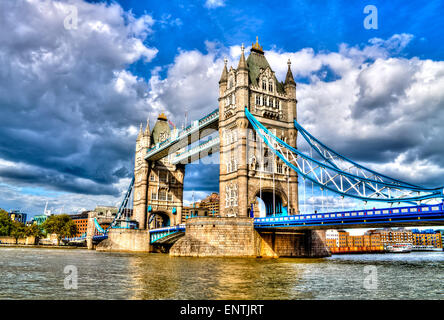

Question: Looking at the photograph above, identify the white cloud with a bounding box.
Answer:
[204,0,226,9]
[0,0,158,214]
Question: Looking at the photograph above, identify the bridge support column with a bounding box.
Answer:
[96,228,151,252]
[170,217,260,257]
[86,214,95,250]
[258,229,330,258]
[169,217,330,258]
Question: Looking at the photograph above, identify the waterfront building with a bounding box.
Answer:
[438,230,444,249]
[199,193,220,216]
[369,228,413,248]
[182,193,220,222]
[325,230,339,247]
[338,230,348,247]
[94,206,118,218]
[326,229,383,253]
[411,229,442,249]
[70,211,89,237]
[9,210,27,224]
[32,214,48,226]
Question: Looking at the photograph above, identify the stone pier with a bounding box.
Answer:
[96,228,150,252]
[170,217,330,258]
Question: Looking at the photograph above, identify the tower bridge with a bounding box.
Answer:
[89,38,444,257]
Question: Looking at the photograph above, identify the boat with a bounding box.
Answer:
[385,243,412,253]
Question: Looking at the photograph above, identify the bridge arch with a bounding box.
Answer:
[148,211,172,229]
[249,187,290,217]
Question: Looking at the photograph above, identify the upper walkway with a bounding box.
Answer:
[145,109,219,162]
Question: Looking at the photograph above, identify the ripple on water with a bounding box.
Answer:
[0,248,442,299]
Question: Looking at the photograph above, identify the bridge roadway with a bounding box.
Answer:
[145,109,219,162]
[148,203,444,243]
[254,203,444,230]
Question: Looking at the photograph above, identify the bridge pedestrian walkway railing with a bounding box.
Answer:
[149,224,186,243]
[145,109,219,160]
[254,204,444,228]
[171,136,220,164]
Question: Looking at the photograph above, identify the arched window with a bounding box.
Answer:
[269,81,273,92]
[262,80,267,90]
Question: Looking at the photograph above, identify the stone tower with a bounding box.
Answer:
[218,38,299,218]
[133,113,185,230]
[133,120,151,229]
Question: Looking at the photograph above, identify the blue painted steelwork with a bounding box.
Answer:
[245,107,444,203]
[149,224,185,243]
[145,109,219,161]
[293,119,421,188]
[254,203,444,228]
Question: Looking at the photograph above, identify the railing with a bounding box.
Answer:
[171,137,219,164]
[149,224,186,243]
[254,203,444,228]
[145,109,219,158]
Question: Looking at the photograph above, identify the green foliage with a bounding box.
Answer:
[10,221,26,244]
[26,224,44,239]
[41,214,77,245]
[0,209,12,236]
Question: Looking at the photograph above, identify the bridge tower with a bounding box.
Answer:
[133,114,185,230]
[218,38,299,218]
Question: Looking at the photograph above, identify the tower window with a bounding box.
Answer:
[159,171,167,182]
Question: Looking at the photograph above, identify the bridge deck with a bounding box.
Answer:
[254,204,444,230]
[145,109,219,161]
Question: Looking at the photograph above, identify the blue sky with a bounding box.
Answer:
[0,0,443,220]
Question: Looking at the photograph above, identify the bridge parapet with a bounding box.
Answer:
[254,204,444,229]
[145,109,219,161]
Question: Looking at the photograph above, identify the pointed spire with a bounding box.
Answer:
[219,58,228,84]
[285,58,296,86]
[237,43,247,70]
[144,118,150,135]
[251,36,264,54]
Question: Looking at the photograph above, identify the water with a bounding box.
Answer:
[0,247,442,299]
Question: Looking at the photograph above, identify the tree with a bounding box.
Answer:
[41,214,77,245]
[10,221,26,244]
[26,224,44,243]
[0,209,13,236]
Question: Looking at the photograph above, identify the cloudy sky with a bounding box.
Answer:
[0,0,443,219]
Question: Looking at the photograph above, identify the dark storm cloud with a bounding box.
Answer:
[0,0,157,195]
[184,164,219,192]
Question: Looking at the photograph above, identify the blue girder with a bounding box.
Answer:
[245,107,444,203]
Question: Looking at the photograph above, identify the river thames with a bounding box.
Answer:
[0,247,442,300]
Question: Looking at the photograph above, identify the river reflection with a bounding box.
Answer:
[0,247,442,299]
